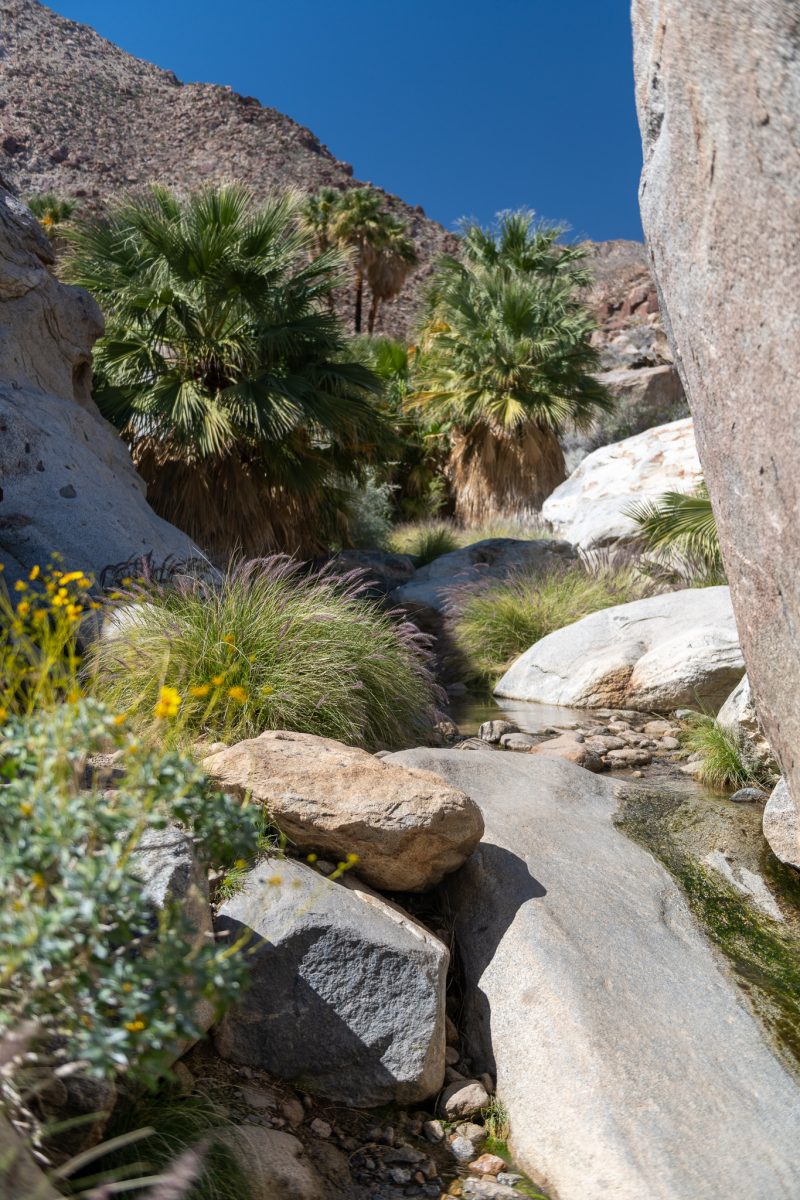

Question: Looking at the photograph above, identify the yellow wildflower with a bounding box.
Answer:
[261,684,274,697]
[154,685,182,719]
[28,565,40,580]
[32,872,46,889]
[212,674,225,687]
[227,685,247,703]
[19,802,32,817]
[121,982,133,993]
[189,684,211,698]
[60,571,85,585]
[306,853,318,864]
[346,853,360,864]
[16,600,30,618]
[124,1019,146,1033]
[113,713,127,726]
[13,580,26,592]
[0,707,7,723]
[66,603,82,620]
[223,633,235,646]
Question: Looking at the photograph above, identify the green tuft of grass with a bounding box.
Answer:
[77,1089,252,1200]
[455,562,647,684]
[681,714,770,791]
[89,557,441,752]
[388,518,555,566]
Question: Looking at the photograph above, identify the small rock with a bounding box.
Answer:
[479,720,519,743]
[469,1153,506,1176]
[240,1085,279,1110]
[462,1179,519,1199]
[445,1045,460,1066]
[281,1098,305,1128]
[499,732,538,751]
[384,1144,426,1165]
[674,708,697,720]
[387,1166,412,1184]
[449,1135,476,1162]
[457,737,497,752]
[660,736,681,750]
[445,1066,467,1083]
[310,1118,332,1139]
[497,1173,523,1187]
[729,787,768,803]
[456,1122,486,1144]
[422,1119,445,1144]
[439,1079,490,1119]
[605,747,653,767]
[587,725,610,736]
[643,720,672,736]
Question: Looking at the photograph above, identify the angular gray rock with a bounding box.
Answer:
[214,856,448,1106]
[389,538,576,619]
[389,748,800,1200]
[495,586,744,713]
[542,418,701,550]
[632,2,800,803]
[203,730,483,893]
[763,778,800,872]
[717,675,777,777]
[0,186,197,584]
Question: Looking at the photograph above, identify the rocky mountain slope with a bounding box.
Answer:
[1,0,674,370]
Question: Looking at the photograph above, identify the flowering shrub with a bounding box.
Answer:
[0,699,258,1083]
[0,561,96,717]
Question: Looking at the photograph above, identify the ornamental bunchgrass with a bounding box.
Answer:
[0,698,259,1085]
[89,556,442,751]
[0,559,96,717]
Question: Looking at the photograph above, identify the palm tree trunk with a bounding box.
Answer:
[448,423,566,527]
[367,291,380,334]
[354,268,364,333]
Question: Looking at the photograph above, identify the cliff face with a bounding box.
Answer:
[0,182,197,582]
[632,1,800,813]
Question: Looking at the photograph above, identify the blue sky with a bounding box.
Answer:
[47,0,643,242]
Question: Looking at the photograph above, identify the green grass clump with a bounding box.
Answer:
[681,713,770,790]
[455,562,646,683]
[89,556,440,752]
[388,518,555,566]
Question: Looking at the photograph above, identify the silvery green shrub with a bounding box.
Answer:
[0,699,257,1082]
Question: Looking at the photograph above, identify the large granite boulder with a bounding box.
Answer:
[562,365,687,473]
[203,730,483,893]
[542,418,701,550]
[214,1127,323,1200]
[763,778,800,872]
[389,748,800,1200]
[632,3,800,804]
[495,586,743,712]
[0,186,196,584]
[389,538,576,620]
[214,856,447,1106]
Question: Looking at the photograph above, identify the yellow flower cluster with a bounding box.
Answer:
[153,685,182,720]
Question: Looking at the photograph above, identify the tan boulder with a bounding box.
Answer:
[204,730,483,892]
[528,732,604,773]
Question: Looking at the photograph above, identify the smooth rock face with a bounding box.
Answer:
[717,675,777,774]
[214,857,447,1106]
[495,586,744,713]
[763,779,800,871]
[389,749,800,1200]
[542,418,701,550]
[203,730,483,893]
[0,187,197,584]
[389,538,576,618]
[632,2,800,802]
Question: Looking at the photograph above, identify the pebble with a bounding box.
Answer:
[606,747,653,767]
[439,1079,490,1119]
[660,736,681,750]
[445,1045,461,1066]
[643,719,673,736]
[384,1144,426,1165]
[455,1122,486,1144]
[497,1172,523,1186]
[729,787,768,803]
[479,719,519,743]
[499,732,538,751]
[422,1119,444,1143]
[281,1097,305,1127]
[239,1085,278,1110]
[387,1166,412,1184]
[310,1117,332,1138]
[449,1135,476,1162]
[469,1153,507,1176]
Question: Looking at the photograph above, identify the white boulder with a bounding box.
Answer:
[542,417,702,550]
[495,586,744,713]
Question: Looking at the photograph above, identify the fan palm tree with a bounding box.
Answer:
[366,215,419,333]
[411,212,612,525]
[627,482,723,579]
[63,184,389,557]
[329,188,386,333]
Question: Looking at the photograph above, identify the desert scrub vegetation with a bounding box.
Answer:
[90,556,442,751]
[63,184,392,558]
[387,517,555,564]
[680,713,773,791]
[455,560,647,684]
[0,698,258,1085]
